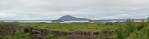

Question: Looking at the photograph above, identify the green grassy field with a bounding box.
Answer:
[0,19,149,39]
[19,22,119,32]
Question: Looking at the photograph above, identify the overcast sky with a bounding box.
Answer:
[0,0,149,20]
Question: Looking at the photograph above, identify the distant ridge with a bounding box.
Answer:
[58,15,90,21]
[109,19,148,21]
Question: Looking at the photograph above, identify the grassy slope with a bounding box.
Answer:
[19,23,120,32]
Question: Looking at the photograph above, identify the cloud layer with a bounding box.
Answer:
[0,0,149,20]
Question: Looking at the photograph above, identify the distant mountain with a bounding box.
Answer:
[58,15,90,21]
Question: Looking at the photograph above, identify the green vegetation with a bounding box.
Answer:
[45,34,65,39]
[46,34,55,39]
[1,17,149,39]
[19,23,117,32]
[0,35,3,39]
[89,20,110,23]
[4,30,32,39]
[51,20,64,23]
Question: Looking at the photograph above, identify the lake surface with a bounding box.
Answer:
[0,19,147,23]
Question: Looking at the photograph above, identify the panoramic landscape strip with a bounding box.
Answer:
[0,16,149,39]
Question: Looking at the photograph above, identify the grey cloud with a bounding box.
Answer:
[0,0,149,20]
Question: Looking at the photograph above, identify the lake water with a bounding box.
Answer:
[1,20,52,23]
[1,20,89,23]
[0,20,146,23]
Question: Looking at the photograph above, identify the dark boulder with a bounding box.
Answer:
[35,34,42,39]
[105,22,113,25]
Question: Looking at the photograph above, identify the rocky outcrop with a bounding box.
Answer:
[105,22,113,25]
[0,23,114,39]
[0,23,27,36]
[102,30,114,39]
[66,31,99,39]
[24,27,69,39]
